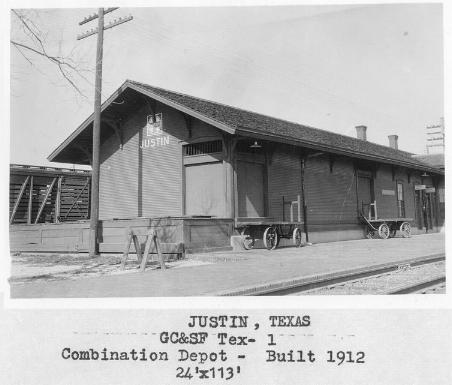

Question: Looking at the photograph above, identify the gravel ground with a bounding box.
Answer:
[295,261,446,295]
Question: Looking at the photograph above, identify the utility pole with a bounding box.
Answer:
[426,117,445,154]
[78,8,133,257]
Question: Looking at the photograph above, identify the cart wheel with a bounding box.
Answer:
[241,228,255,250]
[263,227,279,250]
[400,222,412,238]
[292,228,306,247]
[378,223,390,239]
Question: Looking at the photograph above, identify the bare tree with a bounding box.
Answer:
[10,9,92,99]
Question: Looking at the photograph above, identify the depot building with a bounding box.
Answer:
[11,80,444,254]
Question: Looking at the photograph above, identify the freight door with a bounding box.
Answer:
[185,162,225,217]
[357,174,373,218]
[237,160,265,217]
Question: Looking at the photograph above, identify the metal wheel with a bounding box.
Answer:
[263,227,279,250]
[400,222,412,238]
[292,227,305,247]
[241,228,255,250]
[378,223,390,239]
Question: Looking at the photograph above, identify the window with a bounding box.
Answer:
[183,140,222,156]
[397,182,405,217]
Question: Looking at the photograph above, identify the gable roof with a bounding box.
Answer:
[48,79,442,174]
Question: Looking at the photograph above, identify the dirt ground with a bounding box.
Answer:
[9,253,212,285]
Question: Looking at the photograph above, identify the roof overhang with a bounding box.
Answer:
[235,127,444,175]
[48,80,444,176]
[47,80,236,163]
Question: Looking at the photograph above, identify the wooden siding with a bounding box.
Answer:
[267,146,302,221]
[140,103,186,217]
[99,100,227,220]
[10,222,91,252]
[10,218,233,253]
[99,107,140,219]
[304,155,357,226]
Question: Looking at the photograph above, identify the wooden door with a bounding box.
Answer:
[357,175,373,217]
[185,162,225,217]
[237,160,265,217]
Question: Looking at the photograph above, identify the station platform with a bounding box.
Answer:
[10,232,445,298]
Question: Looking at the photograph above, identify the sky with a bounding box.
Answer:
[8,2,444,169]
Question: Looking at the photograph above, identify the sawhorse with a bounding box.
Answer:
[120,228,166,272]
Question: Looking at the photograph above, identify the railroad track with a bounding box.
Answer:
[254,254,445,296]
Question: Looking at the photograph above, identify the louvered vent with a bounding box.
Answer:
[183,140,223,156]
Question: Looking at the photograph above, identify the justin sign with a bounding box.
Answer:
[140,113,170,149]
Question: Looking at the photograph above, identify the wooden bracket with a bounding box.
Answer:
[266,144,276,165]
[328,154,335,173]
[231,137,238,154]
[102,118,123,149]
[75,144,92,166]
[371,164,379,179]
[183,114,193,138]
[142,96,156,116]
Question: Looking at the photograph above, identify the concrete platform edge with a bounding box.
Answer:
[210,253,446,296]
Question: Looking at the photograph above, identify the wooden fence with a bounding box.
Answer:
[9,164,91,224]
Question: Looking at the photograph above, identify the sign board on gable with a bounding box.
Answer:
[382,189,395,196]
[140,113,170,149]
[425,187,436,193]
[415,185,426,190]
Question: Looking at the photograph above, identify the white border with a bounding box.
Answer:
[2,0,450,310]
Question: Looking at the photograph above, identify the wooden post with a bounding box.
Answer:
[132,234,143,264]
[55,176,63,223]
[34,178,57,224]
[140,229,166,272]
[10,176,30,224]
[154,233,166,270]
[139,230,154,272]
[300,155,309,243]
[297,194,301,222]
[27,176,33,224]
[120,228,134,270]
[77,8,133,256]
[89,8,105,257]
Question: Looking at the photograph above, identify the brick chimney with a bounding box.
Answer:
[388,135,398,150]
[355,125,367,141]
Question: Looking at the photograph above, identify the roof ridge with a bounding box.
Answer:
[129,79,415,158]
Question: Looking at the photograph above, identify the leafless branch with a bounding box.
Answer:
[11,9,91,99]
